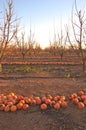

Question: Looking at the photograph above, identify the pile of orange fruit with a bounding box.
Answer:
[0,90,86,112]
[69,90,86,109]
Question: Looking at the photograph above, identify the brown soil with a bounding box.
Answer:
[0,66,86,130]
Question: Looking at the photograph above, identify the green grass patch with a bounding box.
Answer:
[14,66,43,73]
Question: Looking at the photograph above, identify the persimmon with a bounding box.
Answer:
[77,96,81,102]
[61,101,68,108]
[83,100,86,105]
[35,98,41,105]
[12,95,18,100]
[3,100,8,105]
[24,97,32,104]
[81,95,86,101]
[10,105,17,112]
[47,95,53,100]
[72,98,79,104]
[9,92,15,97]
[50,101,56,107]
[40,103,47,110]
[45,98,51,105]
[20,100,25,104]
[72,93,77,98]
[23,104,29,110]
[41,96,47,102]
[17,95,24,100]
[7,94,12,100]
[0,104,5,111]
[2,95,7,100]
[60,96,66,101]
[78,91,84,96]
[58,100,62,105]
[54,102,60,110]
[12,99,17,105]
[78,102,85,109]
[31,99,36,105]
[54,96,60,101]
[7,101,13,107]
[69,94,74,100]
[0,100,3,105]
[4,105,10,112]
[17,102,23,109]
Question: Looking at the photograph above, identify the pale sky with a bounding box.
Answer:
[0,0,86,48]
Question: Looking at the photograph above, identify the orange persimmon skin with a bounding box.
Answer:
[72,98,79,105]
[78,102,85,109]
[23,104,29,110]
[4,105,10,112]
[40,103,47,110]
[45,98,51,105]
[0,104,5,111]
[35,97,42,105]
[78,91,84,96]
[83,100,86,105]
[61,101,68,108]
[17,102,23,110]
[81,95,86,101]
[54,102,60,110]
[10,105,17,112]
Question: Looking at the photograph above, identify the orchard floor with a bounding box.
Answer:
[0,65,86,130]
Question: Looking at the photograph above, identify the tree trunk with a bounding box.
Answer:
[22,53,25,61]
[0,63,2,73]
[60,53,63,61]
[82,60,86,72]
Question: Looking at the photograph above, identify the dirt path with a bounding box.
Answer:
[0,73,86,130]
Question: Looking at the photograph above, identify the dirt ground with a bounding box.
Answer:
[0,65,86,130]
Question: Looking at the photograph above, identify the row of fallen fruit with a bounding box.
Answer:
[0,90,86,112]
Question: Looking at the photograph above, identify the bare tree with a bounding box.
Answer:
[67,0,86,72]
[34,43,42,57]
[49,26,67,61]
[56,27,67,61]
[0,0,18,72]
[49,42,58,56]
[15,26,35,61]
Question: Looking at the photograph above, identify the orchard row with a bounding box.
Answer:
[0,90,86,112]
[1,61,81,65]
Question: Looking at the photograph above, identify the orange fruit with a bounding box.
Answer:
[78,102,85,109]
[40,103,47,110]
[10,105,17,112]
[54,102,60,110]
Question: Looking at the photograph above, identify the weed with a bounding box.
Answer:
[65,73,71,78]
[14,66,43,73]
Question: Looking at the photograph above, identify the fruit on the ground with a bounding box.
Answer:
[61,101,68,108]
[78,102,85,109]
[40,103,47,110]
[72,98,79,104]
[45,98,51,105]
[23,104,29,110]
[81,95,86,101]
[54,96,60,101]
[54,102,60,110]
[0,104,5,111]
[10,105,17,112]
[17,102,23,109]
[41,96,47,102]
[78,91,84,96]
[83,100,86,105]
[24,97,31,104]
[60,96,66,101]
[35,97,42,105]
[0,90,85,112]
[4,105,10,112]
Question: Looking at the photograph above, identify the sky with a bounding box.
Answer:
[0,0,86,48]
